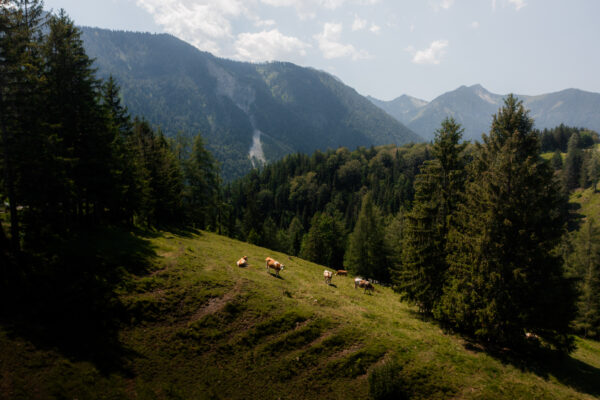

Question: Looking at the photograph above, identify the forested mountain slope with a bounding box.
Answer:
[81,27,421,180]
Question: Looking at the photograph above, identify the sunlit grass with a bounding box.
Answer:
[1,229,599,399]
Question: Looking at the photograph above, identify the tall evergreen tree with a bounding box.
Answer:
[300,210,346,269]
[345,192,390,282]
[439,95,576,352]
[395,118,466,312]
[0,0,45,252]
[183,133,220,229]
[550,149,563,171]
[569,218,600,338]
[562,132,582,191]
[42,10,115,227]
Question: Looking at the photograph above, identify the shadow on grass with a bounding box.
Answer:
[459,337,600,397]
[268,273,285,280]
[567,201,585,231]
[406,307,600,397]
[0,226,159,375]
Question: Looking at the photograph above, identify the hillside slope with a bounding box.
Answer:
[81,28,420,180]
[1,230,600,399]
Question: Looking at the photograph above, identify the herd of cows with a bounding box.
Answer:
[235,256,375,293]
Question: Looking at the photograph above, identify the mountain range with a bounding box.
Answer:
[369,84,600,141]
[81,28,420,180]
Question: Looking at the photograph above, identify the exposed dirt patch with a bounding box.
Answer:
[190,280,243,322]
[152,245,185,276]
[326,344,363,363]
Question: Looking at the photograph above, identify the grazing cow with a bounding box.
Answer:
[266,257,284,276]
[354,277,363,289]
[236,256,248,268]
[324,270,333,284]
[335,270,348,276]
[356,279,374,293]
[525,332,539,340]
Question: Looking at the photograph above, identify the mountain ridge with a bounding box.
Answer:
[370,84,600,141]
[81,27,420,180]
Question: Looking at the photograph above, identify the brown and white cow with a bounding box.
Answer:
[355,279,374,293]
[335,270,348,276]
[323,270,333,284]
[236,256,248,268]
[266,257,284,276]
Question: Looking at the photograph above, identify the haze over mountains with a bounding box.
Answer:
[369,84,600,141]
[81,27,419,180]
[80,26,600,180]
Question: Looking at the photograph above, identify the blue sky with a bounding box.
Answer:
[43,0,600,101]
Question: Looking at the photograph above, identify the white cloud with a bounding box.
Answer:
[255,19,276,27]
[409,40,448,65]
[352,15,367,31]
[135,0,249,54]
[431,0,454,11]
[234,29,310,61]
[369,24,381,34]
[409,24,415,32]
[260,0,379,18]
[314,22,370,60]
[508,0,526,10]
[493,0,527,12]
[470,21,480,29]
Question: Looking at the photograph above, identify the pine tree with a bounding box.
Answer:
[183,133,220,229]
[562,132,582,191]
[300,210,346,269]
[550,150,563,171]
[42,10,116,227]
[345,192,390,281]
[100,75,141,224]
[0,0,45,251]
[569,218,600,338]
[439,95,576,352]
[396,118,466,312]
[287,216,304,256]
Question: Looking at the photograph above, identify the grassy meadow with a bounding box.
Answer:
[1,229,600,399]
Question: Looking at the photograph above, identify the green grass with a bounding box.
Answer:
[1,229,600,399]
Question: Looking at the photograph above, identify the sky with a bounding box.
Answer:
[42,0,600,101]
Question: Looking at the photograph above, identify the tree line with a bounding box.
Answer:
[2,0,599,355]
[0,1,220,271]
[221,100,600,352]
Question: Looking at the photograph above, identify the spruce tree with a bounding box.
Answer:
[439,95,576,352]
[345,192,389,282]
[0,0,45,251]
[300,210,346,269]
[396,118,466,312]
[562,132,582,191]
[183,133,220,229]
[570,218,600,338]
[550,150,563,171]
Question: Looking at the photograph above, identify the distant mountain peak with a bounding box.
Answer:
[370,84,600,142]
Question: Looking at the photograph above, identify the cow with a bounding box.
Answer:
[335,270,348,276]
[354,277,363,289]
[356,279,374,294]
[236,256,248,268]
[266,257,284,276]
[323,270,333,284]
